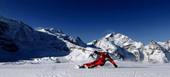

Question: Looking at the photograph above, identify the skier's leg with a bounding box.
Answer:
[107,60,118,68]
[88,64,98,68]
[82,60,98,68]
[113,64,118,68]
[85,61,105,68]
[99,61,106,66]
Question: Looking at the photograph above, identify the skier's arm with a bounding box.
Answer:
[89,53,97,59]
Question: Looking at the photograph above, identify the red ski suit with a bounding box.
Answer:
[83,52,117,68]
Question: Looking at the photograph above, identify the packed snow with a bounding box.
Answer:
[0,61,170,77]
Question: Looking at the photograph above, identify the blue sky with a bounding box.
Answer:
[0,0,170,43]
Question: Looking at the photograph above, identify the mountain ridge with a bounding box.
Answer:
[1,16,170,63]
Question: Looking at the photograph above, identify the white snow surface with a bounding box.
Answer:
[0,61,170,77]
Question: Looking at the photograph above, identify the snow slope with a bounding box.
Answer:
[36,27,98,61]
[0,61,170,77]
[0,17,71,61]
[0,16,100,62]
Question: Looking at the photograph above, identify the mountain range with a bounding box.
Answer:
[0,16,170,63]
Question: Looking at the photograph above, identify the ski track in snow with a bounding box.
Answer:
[0,61,170,77]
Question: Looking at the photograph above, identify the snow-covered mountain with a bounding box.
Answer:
[143,41,169,63]
[1,16,170,63]
[36,27,96,61]
[88,33,144,61]
[0,17,93,62]
[36,27,86,47]
[89,33,170,63]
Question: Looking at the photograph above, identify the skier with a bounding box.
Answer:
[78,51,118,69]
